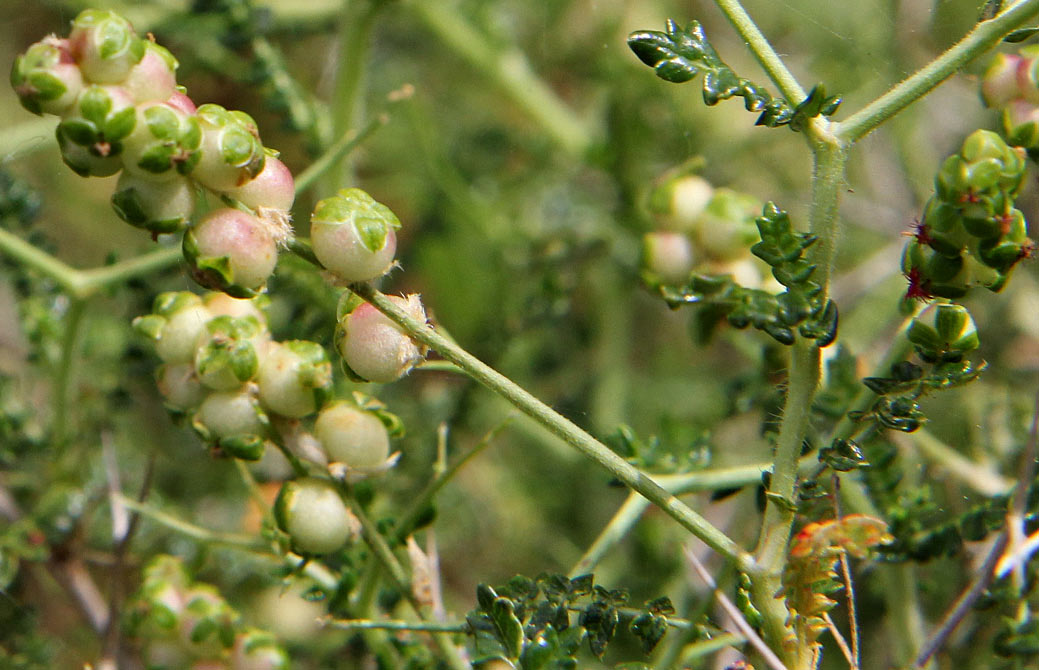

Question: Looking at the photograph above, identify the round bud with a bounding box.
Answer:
[132,292,212,365]
[693,188,761,262]
[156,363,206,412]
[120,101,202,180]
[256,341,332,418]
[56,123,121,177]
[57,84,137,160]
[10,36,84,116]
[1017,50,1039,105]
[196,389,266,441]
[907,302,979,361]
[123,41,178,104]
[111,172,195,234]
[179,585,237,657]
[314,402,391,469]
[1003,100,1039,149]
[225,156,295,212]
[203,293,268,325]
[274,477,354,555]
[183,208,278,298]
[648,174,713,232]
[310,188,398,282]
[335,294,427,383]
[981,52,1024,108]
[231,629,289,670]
[642,231,694,284]
[166,91,197,116]
[193,104,266,192]
[68,9,145,84]
[194,315,265,391]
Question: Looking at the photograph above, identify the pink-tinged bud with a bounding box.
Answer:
[156,362,206,412]
[230,629,289,670]
[58,84,137,160]
[225,156,295,212]
[123,41,178,104]
[982,53,1024,108]
[256,340,332,418]
[11,36,84,116]
[274,477,356,555]
[314,402,391,470]
[1017,51,1039,105]
[121,101,202,180]
[193,104,266,192]
[1003,100,1039,148]
[642,232,694,284]
[166,91,197,116]
[335,294,427,383]
[203,293,268,325]
[111,172,195,234]
[68,9,145,84]
[183,208,279,298]
[310,188,399,282]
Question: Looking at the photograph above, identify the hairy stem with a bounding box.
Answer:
[836,0,1039,142]
[710,0,807,102]
[348,282,754,571]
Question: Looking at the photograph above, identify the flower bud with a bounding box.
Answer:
[647,174,713,232]
[156,362,206,412]
[111,172,195,234]
[57,84,137,160]
[133,292,212,365]
[183,208,279,298]
[274,477,356,555]
[203,293,268,325]
[335,294,427,383]
[56,123,121,177]
[641,231,694,284]
[1016,47,1039,105]
[314,402,391,470]
[194,315,265,391]
[121,101,202,179]
[231,629,289,670]
[166,91,197,116]
[693,188,760,262]
[907,302,979,361]
[10,36,84,116]
[194,389,268,459]
[901,238,967,300]
[310,188,398,282]
[976,209,1033,274]
[68,9,145,84]
[192,104,266,192]
[256,340,332,418]
[179,585,238,654]
[981,52,1024,108]
[123,41,178,104]
[127,555,190,640]
[1003,100,1039,149]
[225,156,295,213]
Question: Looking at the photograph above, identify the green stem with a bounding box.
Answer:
[678,632,748,664]
[53,298,86,450]
[836,0,1039,143]
[347,282,754,572]
[293,109,392,195]
[711,0,806,102]
[0,225,84,295]
[408,0,593,158]
[323,617,469,633]
[114,494,270,551]
[911,429,1012,496]
[77,246,182,296]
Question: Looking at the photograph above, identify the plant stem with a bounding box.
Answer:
[710,0,806,102]
[53,297,86,450]
[293,107,393,195]
[836,0,1039,143]
[909,429,1011,497]
[348,282,755,572]
[677,632,747,665]
[114,493,270,552]
[408,0,593,158]
[323,617,469,633]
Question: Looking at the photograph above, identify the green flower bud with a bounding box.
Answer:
[314,402,392,471]
[111,172,196,234]
[192,104,266,192]
[935,130,1025,205]
[642,231,694,284]
[231,629,289,670]
[133,292,212,365]
[179,585,238,654]
[10,36,84,116]
[121,101,202,179]
[1003,100,1039,149]
[981,52,1024,108]
[57,84,137,158]
[310,188,399,282]
[975,209,1033,274]
[203,293,269,326]
[647,173,713,232]
[156,362,206,412]
[68,9,145,84]
[919,198,969,258]
[335,294,427,383]
[183,208,279,298]
[907,302,979,361]
[274,478,356,555]
[693,187,761,262]
[194,315,266,391]
[256,340,332,418]
[56,123,121,177]
[902,238,967,300]
[127,555,190,641]
[194,388,268,459]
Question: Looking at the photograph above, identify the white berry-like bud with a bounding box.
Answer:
[183,208,279,298]
[314,402,391,469]
[274,477,355,555]
[192,104,266,192]
[156,363,206,412]
[68,9,145,85]
[310,188,398,282]
[11,36,84,116]
[111,172,196,234]
[196,389,266,441]
[225,156,295,213]
[256,341,332,418]
[335,294,427,383]
[123,41,178,104]
[642,231,694,284]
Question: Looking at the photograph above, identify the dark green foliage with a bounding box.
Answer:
[627,20,840,130]
[656,203,837,346]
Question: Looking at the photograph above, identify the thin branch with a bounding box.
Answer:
[322,617,469,633]
[710,0,806,102]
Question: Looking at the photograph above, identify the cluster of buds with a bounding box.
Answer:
[981,46,1039,153]
[901,130,1032,299]
[11,9,294,297]
[640,171,770,289]
[126,555,288,670]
